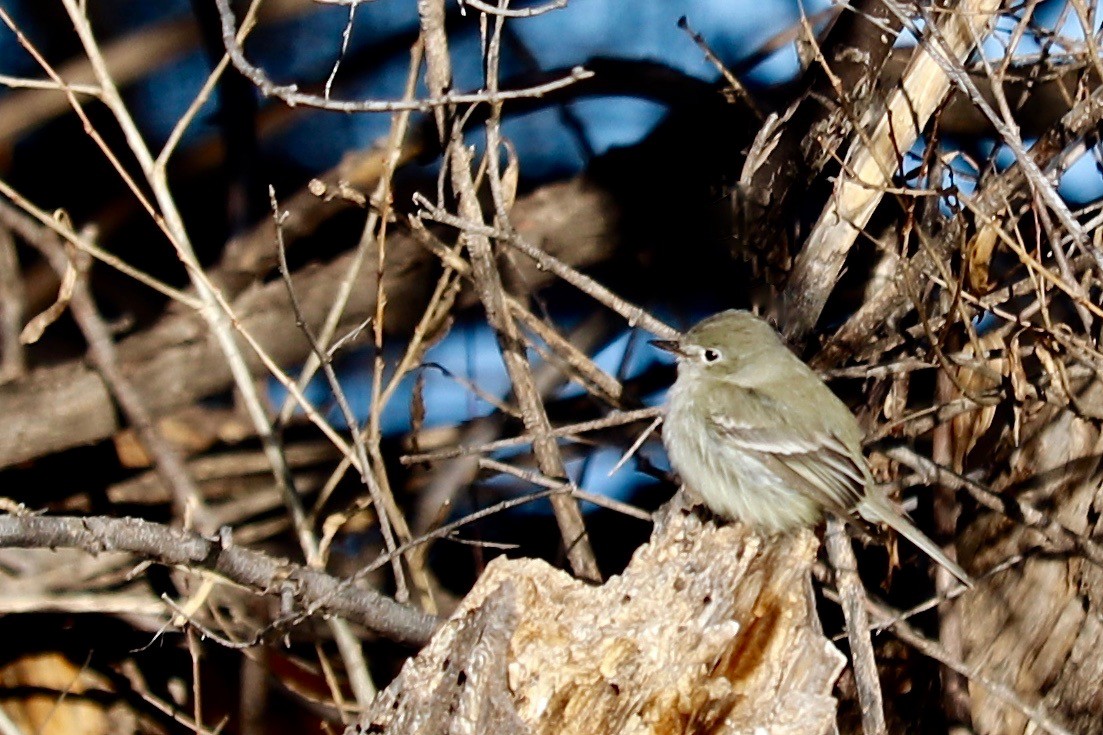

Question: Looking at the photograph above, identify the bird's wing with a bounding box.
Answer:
[707,404,867,514]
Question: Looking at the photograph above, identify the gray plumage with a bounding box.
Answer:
[656,309,972,586]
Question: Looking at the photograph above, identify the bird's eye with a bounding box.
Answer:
[702,348,721,363]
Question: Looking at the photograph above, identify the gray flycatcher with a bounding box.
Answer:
[653,309,972,586]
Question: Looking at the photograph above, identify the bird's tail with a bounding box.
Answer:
[859,496,974,587]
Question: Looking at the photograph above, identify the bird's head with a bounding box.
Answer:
[651,309,784,380]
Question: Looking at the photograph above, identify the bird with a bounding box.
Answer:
[652,309,973,586]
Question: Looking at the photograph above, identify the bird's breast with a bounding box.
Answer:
[663,377,822,533]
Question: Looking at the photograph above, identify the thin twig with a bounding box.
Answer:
[476,457,653,522]
[0,225,26,382]
[214,0,590,112]
[460,0,566,16]
[677,15,763,120]
[157,0,265,167]
[273,186,405,597]
[606,415,662,478]
[402,407,664,464]
[0,183,200,309]
[276,43,426,432]
[415,198,679,340]
[415,222,626,403]
[825,518,887,735]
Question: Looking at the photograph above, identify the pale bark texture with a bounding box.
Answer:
[352,501,845,735]
[962,379,1103,735]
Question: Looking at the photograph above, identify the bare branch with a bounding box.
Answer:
[0,514,438,646]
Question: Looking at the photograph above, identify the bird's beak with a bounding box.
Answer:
[650,340,686,357]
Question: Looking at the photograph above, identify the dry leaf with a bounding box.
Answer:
[0,653,110,735]
[949,331,1006,471]
[966,223,999,294]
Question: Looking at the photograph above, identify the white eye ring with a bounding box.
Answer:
[702,348,721,363]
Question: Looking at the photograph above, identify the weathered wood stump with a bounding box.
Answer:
[352,500,844,735]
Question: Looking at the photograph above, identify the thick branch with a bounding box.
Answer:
[0,513,438,646]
